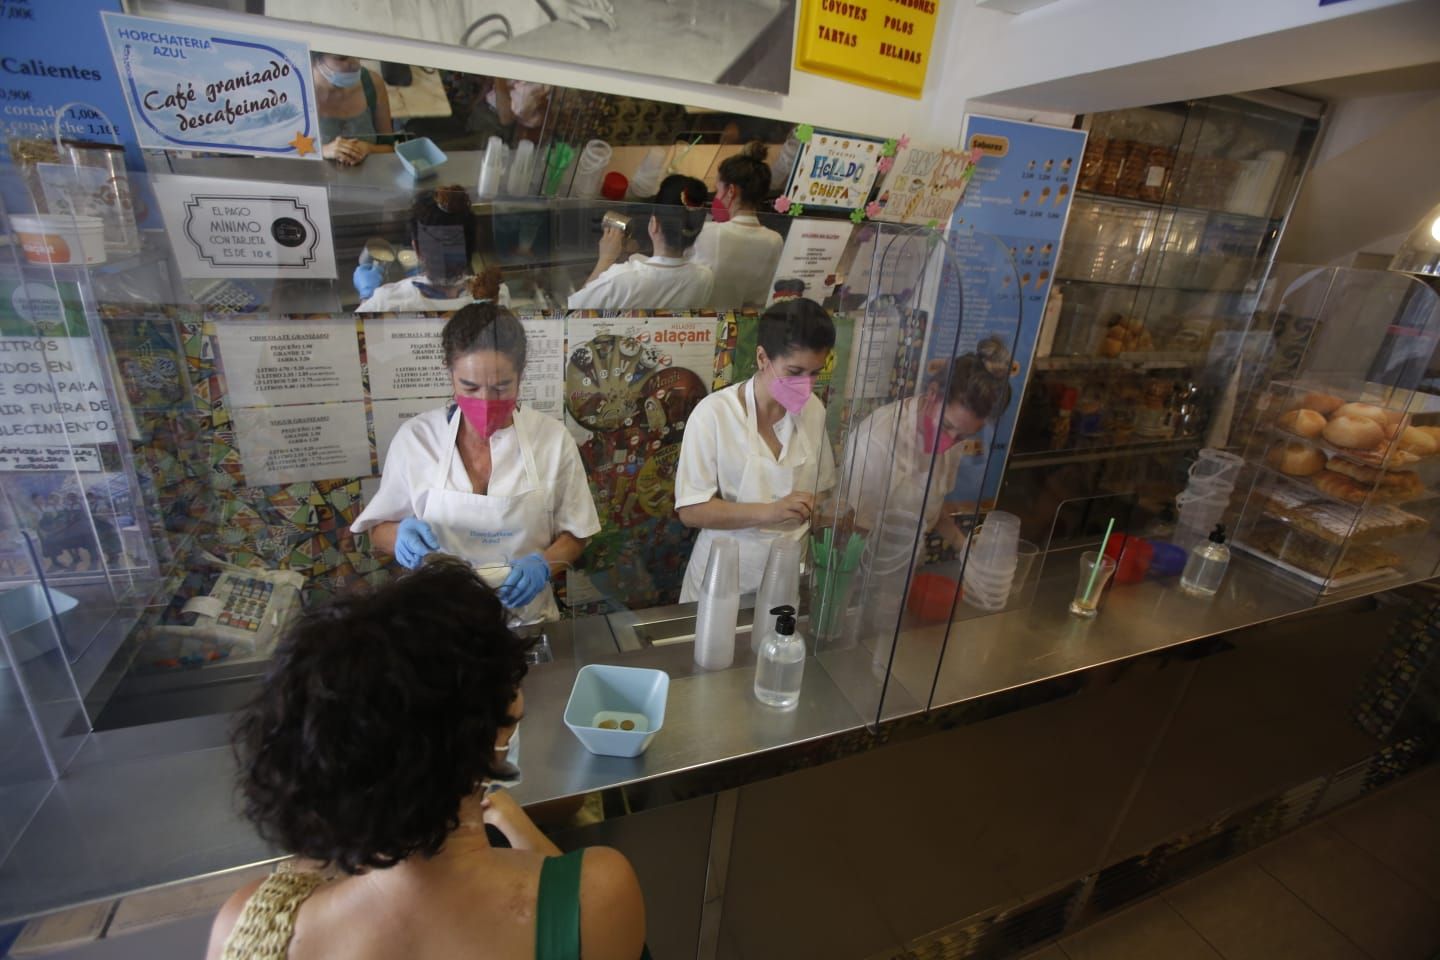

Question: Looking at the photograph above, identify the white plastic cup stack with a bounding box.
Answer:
[753,537,801,654]
[694,536,739,670]
[569,139,613,199]
[505,139,536,196]
[626,146,666,200]
[963,512,1021,612]
[1175,449,1241,542]
[477,136,508,199]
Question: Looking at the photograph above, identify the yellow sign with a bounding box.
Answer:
[794,0,940,99]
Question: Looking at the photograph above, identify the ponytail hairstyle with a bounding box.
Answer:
[716,141,771,209]
[930,336,1013,421]
[651,174,709,252]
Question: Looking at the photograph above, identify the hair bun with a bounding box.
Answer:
[976,336,1012,379]
[742,140,768,161]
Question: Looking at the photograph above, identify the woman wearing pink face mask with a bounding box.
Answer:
[675,299,837,602]
[839,338,1013,604]
[351,304,600,624]
[690,141,785,310]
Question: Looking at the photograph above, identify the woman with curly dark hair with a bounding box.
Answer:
[207,557,646,960]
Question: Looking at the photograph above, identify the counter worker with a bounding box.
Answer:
[840,337,1014,574]
[690,142,784,310]
[313,53,395,167]
[350,304,600,624]
[356,185,511,312]
[568,176,714,310]
[674,299,837,602]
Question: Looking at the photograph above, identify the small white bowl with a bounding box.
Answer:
[563,664,669,758]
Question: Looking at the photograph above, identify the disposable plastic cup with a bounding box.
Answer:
[753,537,801,653]
[1009,540,1039,600]
[969,526,1019,567]
[1069,551,1117,618]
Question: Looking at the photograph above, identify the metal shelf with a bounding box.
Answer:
[1036,353,1207,372]
[1007,437,1202,470]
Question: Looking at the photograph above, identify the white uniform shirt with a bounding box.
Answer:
[840,398,966,533]
[567,255,714,311]
[690,215,785,310]
[356,277,512,313]
[674,381,837,510]
[351,405,600,541]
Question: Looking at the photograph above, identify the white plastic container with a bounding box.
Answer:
[11,214,106,265]
[752,537,800,654]
[563,664,669,757]
[693,536,739,670]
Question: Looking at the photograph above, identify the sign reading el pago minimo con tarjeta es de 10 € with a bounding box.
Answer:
[100,12,321,159]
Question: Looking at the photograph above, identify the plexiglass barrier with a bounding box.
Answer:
[1,120,1024,738]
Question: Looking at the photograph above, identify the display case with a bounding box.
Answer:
[1001,94,1324,542]
[1230,265,1440,593]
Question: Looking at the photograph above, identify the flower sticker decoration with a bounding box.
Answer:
[881,138,898,158]
[898,134,911,150]
[849,208,866,224]
[877,155,894,174]
[865,201,883,219]
[795,124,814,143]
[773,196,792,214]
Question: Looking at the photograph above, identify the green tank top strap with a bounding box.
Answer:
[535,850,652,960]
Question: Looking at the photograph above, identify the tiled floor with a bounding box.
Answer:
[1025,765,1440,960]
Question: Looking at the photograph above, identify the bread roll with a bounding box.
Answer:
[1333,402,1388,425]
[1398,425,1438,456]
[1323,415,1385,450]
[1277,408,1326,439]
[1295,392,1344,415]
[1267,441,1325,477]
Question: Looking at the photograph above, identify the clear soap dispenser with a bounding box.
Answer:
[1180,523,1230,597]
[754,605,805,709]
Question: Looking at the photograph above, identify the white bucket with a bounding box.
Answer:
[11,214,106,265]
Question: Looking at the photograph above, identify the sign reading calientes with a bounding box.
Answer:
[100,12,321,159]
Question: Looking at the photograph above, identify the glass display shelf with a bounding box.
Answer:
[1006,436,1202,470]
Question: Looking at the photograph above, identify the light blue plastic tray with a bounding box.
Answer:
[396,137,447,180]
[563,664,669,758]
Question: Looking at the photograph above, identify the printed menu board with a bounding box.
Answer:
[794,0,940,98]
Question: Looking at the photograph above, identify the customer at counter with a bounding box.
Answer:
[675,299,837,601]
[351,304,599,624]
[207,558,647,960]
[568,177,713,310]
[313,53,395,166]
[691,142,785,310]
[356,185,510,312]
[841,337,1015,560]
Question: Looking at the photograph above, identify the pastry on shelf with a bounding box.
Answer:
[1322,414,1386,451]
[1323,460,1426,498]
[1267,440,1325,476]
[1276,408,1326,439]
[1248,520,1402,579]
[1312,470,1370,504]
[1288,391,1344,415]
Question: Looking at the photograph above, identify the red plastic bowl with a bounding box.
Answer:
[602,171,628,201]
[907,573,960,622]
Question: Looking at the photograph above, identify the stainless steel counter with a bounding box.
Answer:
[0,555,1426,923]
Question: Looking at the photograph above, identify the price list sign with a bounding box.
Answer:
[794,0,940,98]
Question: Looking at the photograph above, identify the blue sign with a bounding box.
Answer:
[101,13,319,159]
[936,115,1088,503]
[0,0,163,226]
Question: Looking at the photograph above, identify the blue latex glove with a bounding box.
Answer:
[497,552,550,609]
[394,517,439,569]
[353,261,386,300]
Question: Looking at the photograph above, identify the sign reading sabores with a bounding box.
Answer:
[101,12,320,158]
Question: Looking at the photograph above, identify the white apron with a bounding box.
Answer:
[680,379,819,603]
[423,409,557,625]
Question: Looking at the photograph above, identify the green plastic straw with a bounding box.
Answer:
[1084,518,1117,605]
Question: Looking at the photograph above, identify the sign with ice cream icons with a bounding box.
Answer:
[780,127,888,214]
[102,13,320,158]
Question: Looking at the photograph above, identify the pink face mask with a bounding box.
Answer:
[768,374,816,415]
[710,193,731,224]
[920,400,960,455]
[455,395,516,438]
